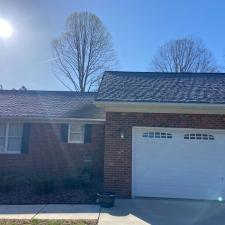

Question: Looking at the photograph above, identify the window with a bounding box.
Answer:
[68,123,85,143]
[143,132,173,139]
[184,133,215,140]
[0,123,23,153]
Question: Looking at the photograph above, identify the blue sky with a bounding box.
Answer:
[0,0,225,90]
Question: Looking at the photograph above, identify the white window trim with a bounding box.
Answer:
[68,123,85,144]
[184,133,215,140]
[0,123,23,154]
[142,131,173,139]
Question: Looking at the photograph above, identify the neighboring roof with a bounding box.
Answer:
[96,71,225,104]
[0,90,105,119]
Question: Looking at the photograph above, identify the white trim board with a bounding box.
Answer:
[96,101,225,114]
[0,117,105,124]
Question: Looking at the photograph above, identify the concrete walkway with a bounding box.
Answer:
[98,198,225,225]
[0,204,100,220]
[1,199,225,224]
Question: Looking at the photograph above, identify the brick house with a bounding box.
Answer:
[0,91,105,179]
[2,71,225,201]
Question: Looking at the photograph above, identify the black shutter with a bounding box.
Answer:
[84,124,92,144]
[21,123,31,154]
[61,124,69,142]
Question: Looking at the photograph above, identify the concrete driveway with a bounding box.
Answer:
[98,198,225,225]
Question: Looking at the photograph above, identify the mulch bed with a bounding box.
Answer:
[0,219,97,225]
[0,185,101,204]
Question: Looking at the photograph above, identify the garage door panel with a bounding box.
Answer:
[136,161,225,172]
[135,183,223,199]
[135,175,221,187]
[133,127,225,200]
[136,190,222,200]
[135,183,221,192]
[136,162,224,171]
[136,178,222,187]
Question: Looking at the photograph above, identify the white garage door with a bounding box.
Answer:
[132,127,225,200]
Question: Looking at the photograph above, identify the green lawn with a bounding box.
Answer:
[0,220,97,225]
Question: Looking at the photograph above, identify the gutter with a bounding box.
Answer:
[95,101,225,109]
[95,101,225,114]
[0,117,106,124]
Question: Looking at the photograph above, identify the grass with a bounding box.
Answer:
[0,219,97,225]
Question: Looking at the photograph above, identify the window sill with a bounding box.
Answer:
[68,141,84,144]
[0,151,21,155]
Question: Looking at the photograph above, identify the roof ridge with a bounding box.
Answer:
[105,71,225,77]
[0,90,97,95]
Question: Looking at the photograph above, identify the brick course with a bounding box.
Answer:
[104,112,225,198]
[0,123,105,179]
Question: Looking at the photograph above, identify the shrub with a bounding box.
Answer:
[0,175,16,193]
[31,175,56,195]
[63,176,81,189]
[80,160,93,188]
[80,169,92,188]
[16,175,30,186]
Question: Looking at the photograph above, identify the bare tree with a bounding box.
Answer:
[19,86,27,91]
[150,37,218,73]
[52,12,116,91]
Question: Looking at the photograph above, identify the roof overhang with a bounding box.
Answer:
[95,101,225,115]
[0,117,105,124]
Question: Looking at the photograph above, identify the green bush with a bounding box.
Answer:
[31,175,56,195]
[0,175,16,193]
[63,176,81,189]
[79,160,93,188]
[80,170,92,188]
[0,174,30,193]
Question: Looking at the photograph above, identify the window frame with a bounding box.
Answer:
[68,123,85,144]
[183,133,215,141]
[142,131,173,139]
[0,122,23,154]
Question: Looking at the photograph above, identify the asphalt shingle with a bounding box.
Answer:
[0,90,105,119]
[96,71,225,104]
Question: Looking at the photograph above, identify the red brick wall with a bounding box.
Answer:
[104,112,225,198]
[0,123,105,179]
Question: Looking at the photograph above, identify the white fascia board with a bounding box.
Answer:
[0,117,105,124]
[95,101,225,115]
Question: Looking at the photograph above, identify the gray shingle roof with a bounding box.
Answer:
[96,71,225,104]
[0,90,105,119]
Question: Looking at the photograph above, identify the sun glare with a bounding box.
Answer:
[0,19,13,38]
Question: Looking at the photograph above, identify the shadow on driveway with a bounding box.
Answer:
[99,198,225,225]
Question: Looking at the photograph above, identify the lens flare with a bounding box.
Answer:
[0,19,13,38]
